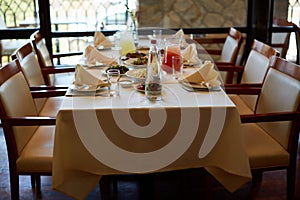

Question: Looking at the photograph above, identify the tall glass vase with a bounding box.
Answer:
[127,16,138,45]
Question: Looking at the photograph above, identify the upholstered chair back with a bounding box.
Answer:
[12,42,47,113]
[0,60,38,155]
[35,37,53,67]
[220,35,240,63]
[255,56,300,149]
[239,40,279,110]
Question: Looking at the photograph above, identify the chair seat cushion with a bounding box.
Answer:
[38,96,64,117]
[229,94,254,115]
[17,126,54,173]
[242,123,290,169]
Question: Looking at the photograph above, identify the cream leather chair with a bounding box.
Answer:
[30,31,81,85]
[195,27,243,83]
[238,56,300,200]
[12,42,65,116]
[222,39,279,114]
[0,59,56,200]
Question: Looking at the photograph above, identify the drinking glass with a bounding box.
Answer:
[172,55,183,80]
[111,46,122,65]
[106,69,120,96]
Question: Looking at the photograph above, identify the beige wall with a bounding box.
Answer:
[137,0,289,28]
[138,0,247,28]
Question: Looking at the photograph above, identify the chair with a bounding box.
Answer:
[11,42,67,116]
[30,30,81,85]
[221,39,279,114]
[228,56,300,200]
[0,59,59,200]
[194,27,244,83]
[271,18,295,59]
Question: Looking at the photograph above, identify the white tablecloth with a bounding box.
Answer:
[52,74,251,199]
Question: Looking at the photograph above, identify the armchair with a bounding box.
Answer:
[222,39,279,114]
[30,30,81,85]
[194,27,243,83]
[227,56,300,200]
[12,42,67,116]
[0,59,61,200]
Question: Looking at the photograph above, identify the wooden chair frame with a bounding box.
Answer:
[225,56,300,200]
[0,59,66,199]
[218,39,280,85]
[12,42,72,87]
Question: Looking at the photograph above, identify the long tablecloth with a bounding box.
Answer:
[52,79,251,199]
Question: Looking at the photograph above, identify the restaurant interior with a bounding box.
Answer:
[0,0,299,199]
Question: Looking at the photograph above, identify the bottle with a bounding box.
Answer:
[145,39,162,101]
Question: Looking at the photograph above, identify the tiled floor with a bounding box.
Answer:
[0,129,299,200]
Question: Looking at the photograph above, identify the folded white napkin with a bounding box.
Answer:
[94,31,113,48]
[85,45,117,66]
[175,29,189,48]
[181,43,202,65]
[74,64,110,88]
[182,61,220,87]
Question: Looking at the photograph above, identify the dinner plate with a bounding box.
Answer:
[124,58,147,68]
[180,81,221,91]
[183,60,202,67]
[81,63,108,68]
[69,84,105,92]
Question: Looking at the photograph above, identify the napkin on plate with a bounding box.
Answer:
[175,29,189,48]
[94,31,113,48]
[181,43,202,65]
[85,45,117,66]
[74,64,110,89]
[182,61,220,87]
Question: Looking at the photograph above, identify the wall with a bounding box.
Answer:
[138,0,247,28]
[137,0,289,28]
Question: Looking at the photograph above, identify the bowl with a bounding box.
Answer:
[119,79,133,88]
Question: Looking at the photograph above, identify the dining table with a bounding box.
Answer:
[52,33,252,199]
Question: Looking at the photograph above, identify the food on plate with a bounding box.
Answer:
[105,65,129,74]
[126,52,146,58]
[127,68,147,79]
[132,56,148,65]
[136,82,145,90]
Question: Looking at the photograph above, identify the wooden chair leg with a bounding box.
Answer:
[30,175,35,188]
[286,167,296,200]
[99,175,111,200]
[10,173,19,200]
[35,175,41,192]
[251,172,263,187]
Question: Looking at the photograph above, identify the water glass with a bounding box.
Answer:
[111,46,122,65]
[172,55,183,80]
[106,69,120,96]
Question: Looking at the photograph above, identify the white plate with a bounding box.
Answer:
[69,84,105,92]
[183,60,202,67]
[124,58,147,68]
[181,81,221,91]
[125,69,146,83]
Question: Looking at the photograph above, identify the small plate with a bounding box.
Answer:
[134,84,145,93]
[124,58,147,68]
